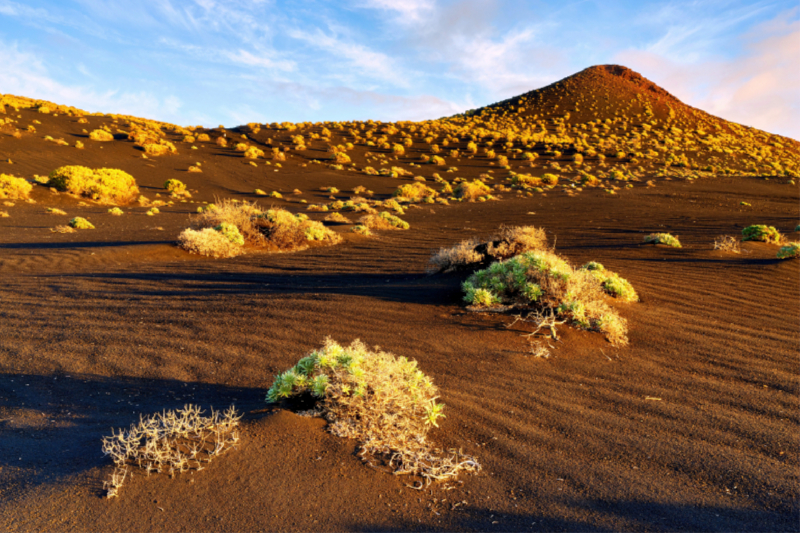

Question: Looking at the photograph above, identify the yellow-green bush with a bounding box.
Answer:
[454,179,491,200]
[266,338,480,484]
[0,174,33,200]
[69,217,95,229]
[89,129,114,141]
[359,211,409,230]
[49,166,139,204]
[165,179,187,195]
[394,182,437,201]
[463,250,630,346]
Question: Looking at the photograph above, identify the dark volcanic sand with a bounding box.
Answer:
[0,115,798,532]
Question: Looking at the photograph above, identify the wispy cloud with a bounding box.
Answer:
[617,10,800,139]
[287,27,411,88]
[0,40,185,123]
[356,0,436,23]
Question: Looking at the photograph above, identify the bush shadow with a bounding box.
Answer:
[0,372,262,497]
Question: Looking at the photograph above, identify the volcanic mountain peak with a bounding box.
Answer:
[574,64,680,102]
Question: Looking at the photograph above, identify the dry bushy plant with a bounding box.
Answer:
[713,235,741,253]
[463,250,630,346]
[0,174,33,200]
[184,198,341,255]
[428,225,547,273]
[267,338,480,486]
[178,227,245,258]
[101,404,241,498]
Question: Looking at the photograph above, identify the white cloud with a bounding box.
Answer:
[0,41,185,124]
[616,11,800,139]
[287,28,411,88]
[356,0,435,23]
[226,49,296,71]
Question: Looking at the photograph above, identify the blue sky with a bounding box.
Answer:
[1,0,797,138]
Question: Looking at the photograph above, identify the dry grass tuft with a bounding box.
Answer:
[178,227,245,258]
[713,235,741,253]
[267,338,480,487]
[51,225,76,233]
[324,212,352,224]
[101,404,241,498]
[428,225,547,273]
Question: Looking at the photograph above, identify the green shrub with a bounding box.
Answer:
[266,338,480,484]
[69,217,94,229]
[776,243,799,259]
[643,233,682,247]
[742,225,781,244]
[581,262,638,302]
[462,250,630,346]
[215,222,245,245]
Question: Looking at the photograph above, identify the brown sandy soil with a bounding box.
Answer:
[0,76,799,531]
[1,161,798,531]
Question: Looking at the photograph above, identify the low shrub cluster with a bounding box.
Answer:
[178,199,342,258]
[428,225,547,273]
[49,165,139,204]
[267,338,480,485]
[742,225,782,244]
[462,249,632,346]
[0,174,33,200]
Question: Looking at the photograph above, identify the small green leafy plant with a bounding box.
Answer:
[776,242,799,259]
[742,225,781,244]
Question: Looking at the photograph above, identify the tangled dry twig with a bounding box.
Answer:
[101,404,241,498]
